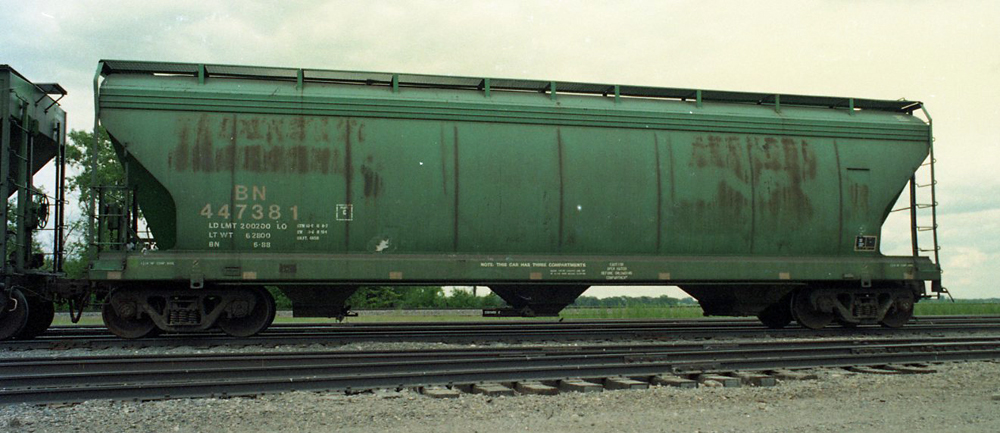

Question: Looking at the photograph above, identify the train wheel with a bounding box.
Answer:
[102,294,158,339]
[0,289,30,340]
[792,290,833,330]
[757,298,793,329]
[16,296,55,339]
[217,287,275,337]
[880,291,915,328]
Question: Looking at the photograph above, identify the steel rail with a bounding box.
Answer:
[6,335,996,376]
[4,316,1000,351]
[42,314,1000,327]
[32,315,1000,336]
[2,336,999,405]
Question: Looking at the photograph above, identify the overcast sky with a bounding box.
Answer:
[4,0,998,298]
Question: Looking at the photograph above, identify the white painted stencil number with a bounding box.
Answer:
[200,203,297,221]
[336,204,353,221]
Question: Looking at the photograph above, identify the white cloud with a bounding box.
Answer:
[945,247,988,271]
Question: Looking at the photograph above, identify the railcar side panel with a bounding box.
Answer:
[92,64,939,291]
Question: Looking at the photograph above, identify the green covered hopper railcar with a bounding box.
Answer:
[50,60,951,338]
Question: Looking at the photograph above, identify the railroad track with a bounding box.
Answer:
[4,315,1000,350]
[2,335,999,404]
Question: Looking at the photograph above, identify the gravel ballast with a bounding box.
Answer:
[2,361,999,432]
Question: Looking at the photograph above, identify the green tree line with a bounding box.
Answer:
[60,128,122,278]
[314,287,505,310]
[270,289,695,311]
[571,295,693,308]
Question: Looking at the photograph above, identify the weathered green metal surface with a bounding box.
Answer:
[91,251,939,285]
[91,60,938,286]
[1,66,66,194]
[1,66,66,275]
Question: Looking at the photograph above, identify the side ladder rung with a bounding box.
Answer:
[908,134,940,265]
